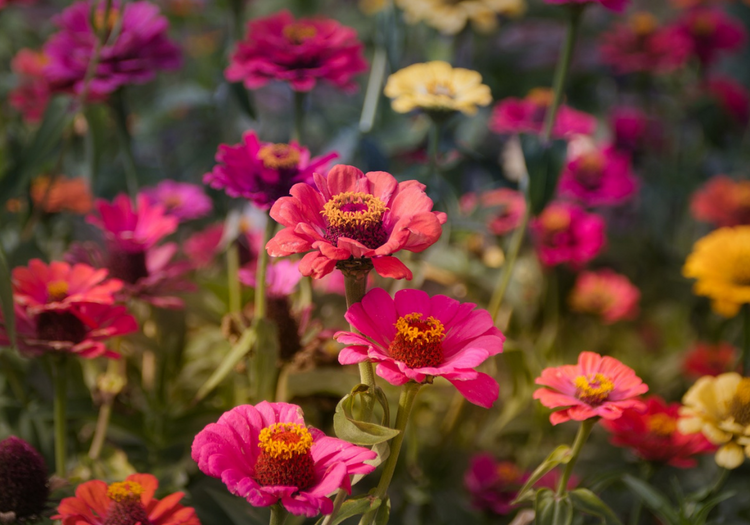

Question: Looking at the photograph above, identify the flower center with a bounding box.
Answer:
[36,311,87,345]
[425,81,455,98]
[730,255,750,287]
[495,462,521,485]
[283,23,317,44]
[257,144,301,171]
[729,378,750,427]
[576,286,614,315]
[630,12,657,36]
[734,184,750,208]
[255,423,315,490]
[94,8,120,33]
[104,481,151,525]
[574,373,614,405]
[162,194,183,210]
[322,192,389,249]
[527,88,554,108]
[47,281,69,302]
[388,313,445,369]
[107,250,149,285]
[539,208,571,234]
[574,153,605,189]
[691,16,716,36]
[646,413,677,436]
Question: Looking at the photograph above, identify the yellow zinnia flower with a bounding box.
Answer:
[679,373,750,469]
[359,0,389,15]
[396,0,525,35]
[384,61,492,116]
[683,226,750,317]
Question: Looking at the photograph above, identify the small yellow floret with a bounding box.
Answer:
[647,413,677,436]
[321,192,387,229]
[258,144,301,171]
[283,23,317,43]
[574,373,614,404]
[258,423,313,460]
[394,313,445,344]
[47,281,69,301]
[526,88,554,108]
[107,481,144,502]
[540,207,571,233]
[630,12,658,35]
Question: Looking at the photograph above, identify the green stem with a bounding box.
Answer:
[53,356,68,478]
[541,4,585,144]
[111,89,139,198]
[270,503,289,525]
[292,91,307,143]
[556,418,594,497]
[359,46,388,134]
[321,489,348,525]
[227,243,241,315]
[255,217,276,320]
[359,382,422,525]
[708,467,729,496]
[428,122,440,185]
[88,403,112,460]
[742,304,750,376]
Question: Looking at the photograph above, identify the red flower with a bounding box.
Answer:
[9,49,51,123]
[690,175,750,227]
[226,10,368,93]
[704,76,750,126]
[266,165,447,280]
[683,341,738,378]
[672,8,747,68]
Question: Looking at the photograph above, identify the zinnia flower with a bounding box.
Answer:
[395,0,525,35]
[690,176,750,228]
[0,436,49,524]
[683,342,738,378]
[679,373,750,469]
[557,147,638,206]
[671,8,747,68]
[601,396,715,467]
[30,175,93,215]
[683,226,750,317]
[191,402,376,517]
[489,88,596,139]
[534,351,648,425]
[142,180,212,221]
[569,269,640,323]
[543,0,628,14]
[266,165,447,280]
[460,188,526,236]
[334,288,505,408]
[384,61,492,117]
[9,49,51,123]
[531,202,606,268]
[43,0,182,99]
[704,76,750,126]
[204,131,338,209]
[609,106,662,154]
[225,10,368,93]
[54,473,200,525]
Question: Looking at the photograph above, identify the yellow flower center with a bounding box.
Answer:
[729,378,750,426]
[321,192,389,249]
[257,144,301,171]
[527,88,554,108]
[540,207,571,233]
[574,373,614,405]
[647,413,677,436]
[107,481,144,502]
[283,23,317,44]
[630,12,658,36]
[572,285,614,316]
[94,8,120,33]
[258,423,313,460]
[388,313,445,369]
[425,80,455,98]
[735,184,750,207]
[691,16,716,36]
[496,463,521,484]
[47,281,69,301]
[575,152,605,188]
[163,194,183,210]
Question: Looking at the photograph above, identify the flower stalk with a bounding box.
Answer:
[254,217,276,320]
[227,243,242,315]
[292,90,307,143]
[53,355,68,478]
[270,503,289,525]
[556,418,594,498]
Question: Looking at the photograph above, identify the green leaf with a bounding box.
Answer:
[193,326,256,402]
[514,445,572,503]
[229,82,257,120]
[622,474,680,525]
[0,244,15,349]
[534,489,557,525]
[691,490,735,524]
[315,495,381,525]
[520,133,568,216]
[252,318,280,401]
[334,393,400,445]
[374,496,391,525]
[569,488,623,525]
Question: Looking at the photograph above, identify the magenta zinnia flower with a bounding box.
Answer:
[672,8,747,68]
[531,202,606,268]
[534,351,648,425]
[204,131,338,209]
[335,288,505,408]
[43,0,181,99]
[704,76,750,126]
[142,180,212,221]
[225,10,368,93]
[558,147,638,207]
[609,106,663,154]
[191,402,376,517]
[266,165,447,280]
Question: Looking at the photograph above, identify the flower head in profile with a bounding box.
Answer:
[204,131,338,209]
[601,396,715,467]
[672,8,747,67]
[489,88,596,139]
[335,288,505,408]
[192,402,376,517]
[460,188,526,236]
[9,49,51,123]
[226,10,368,93]
[531,202,606,268]
[385,61,492,117]
[683,226,750,317]
[569,269,640,324]
[395,0,525,35]
[54,473,200,525]
[690,176,750,228]
[704,76,750,126]
[30,175,93,215]
[683,342,737,378]
[142,180,212,221]
[679,373,750,469]
[0,436,50,524]
[558,147,638,207]
[534,351,648,425]
[43,1,181,99]
[266,165,447,280]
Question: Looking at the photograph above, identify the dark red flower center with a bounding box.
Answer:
[388,313,445,369]
[108,250,149,285]
[0,437,50,522]
[322,192,389,249]
[36,311,87,344]
[104,481,151,525]
[254,423,315,490]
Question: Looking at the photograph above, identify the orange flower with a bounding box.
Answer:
[31,175,93,214]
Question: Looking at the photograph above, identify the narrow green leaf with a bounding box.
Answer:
[252,318,280,401]
[520,133,568,216]
[691,491,735,524]
[553,497,574,525]
[622,474,680,525]
[333,394,400,445]
[569,488,623,525]
[514,445,572,503]
[374,496,391,525]
[315,495,381,525]
[193,326,256,402]
[0,245,15,349]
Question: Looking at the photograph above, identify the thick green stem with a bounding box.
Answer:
[111,90,140,198]
[270,503,289,525]
[254,218,276,320]
[292,91,307,143]
[556,418,594,497]
[227,243,241,315]
[541,5,585,144]
[743,304,750,376]
[53,356,68,478]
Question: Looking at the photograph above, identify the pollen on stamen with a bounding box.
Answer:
[388,313,445,369]
[321,192,389,249]
[107,481,144,502]
[647,413,677,436]
[255,423,316,489]
[574,373,615,405]
[258,144,301,171]
[47,280,69,301]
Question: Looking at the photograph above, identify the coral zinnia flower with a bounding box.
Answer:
[54,473,200,525]
[672,8,747,68]
[142,180,212,221]
[569,269,640,324]
[691,176,750,228]
[534,351,648,425]
[460,188,526,236]
[204,131,338,209]
[0,436,50,524]
[531,202,606,268]
[683,226,750,317]
[334,288,505,408]
[9,49,51,124]
[601,396,715,467]
[558,147,638,207]
[225,10,368,93]
[30,175,93,215]
[683,342,738,378]
[679,373,750,469]
[384,61,492,117]
[191,402,376,517]
[396,0,525,36]
[266,165,447,280]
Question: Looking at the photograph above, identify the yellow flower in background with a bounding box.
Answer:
[679,373,750,469]
[384,61,492,116]
[359,0,389,15]
[396,0,525,35]
[683,226,750,317]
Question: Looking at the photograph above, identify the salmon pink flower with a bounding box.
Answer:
[142,180,212,221]
[569,269,640,323]
[204,131,338,209]
[531,202,606,268]
[30,175,93,215]
[558,147,638,207]
[460,188,526,236]
[266,165,447,280]
[690,175,750,227]
[534,351,648,425]
[9,49,51,123]
[683,342,738,378]
[225,10,368,93]
[54,473,200,525]
[191,402,376,517]
[335,288,505,408]
[672,8,747,68]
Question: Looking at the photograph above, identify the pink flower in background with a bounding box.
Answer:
[543,0,628,15]
[569,269,640,323]
[531,202,606,268]
[204,131,338,209]
[9,49,51,123]
[610,106,662,154]
[191,402,376,517]
[489,88,596,139]
[0,0,34,9]
[142,181,212,221]
[335,288,505,408]
[672,8,747,68]
[558,147,638,207]
[266,165,447,280]
[534,351,648,425]
[239,259,303,298]
[225,10,368,93]
[704,77,750,126]
[683,342,738,378]
[43,0,181,99]
[184,223,225,269]
[690,175,750,227]
[460,188,526,236]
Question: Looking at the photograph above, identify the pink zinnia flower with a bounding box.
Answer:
[9,49,51,123]
[534,351,648,425]
[489,88,596,139]
[558,147,638,207]
[239,259,303,298]
[460,188,526,236]
[334,288,505,408]
[225,10,368,93]
[609,106,663,154]
[142,180,212,221]
[266,165,447,280]
[43,0,181,99]
[569,269,640,323]
[531,202,606,268]
[672,8,747,68]
[543,0,628,15]
[601,396,715,467]
[204,131,338,209]
[704,76,750,126]
[683,341,738,378]
[184,223,225,269]
[690,175,750,227]
[191,402,376,517]
[54,473,200,525]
